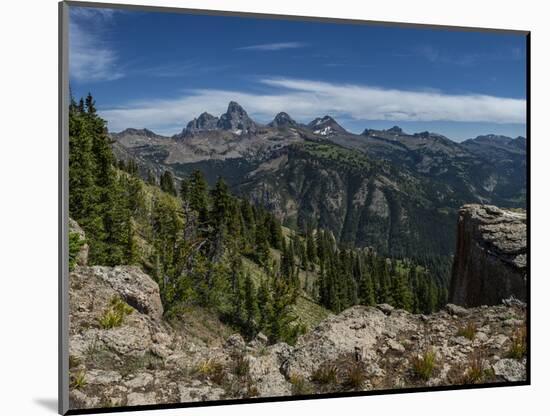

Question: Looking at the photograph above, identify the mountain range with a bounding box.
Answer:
[110,101,526,258]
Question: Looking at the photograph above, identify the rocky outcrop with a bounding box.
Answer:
[281,303,526,389]
[91,266,164,320]
[69,258,526,410]
[67,205,528,411]
[449,204,527,307]
[68,219,526,411]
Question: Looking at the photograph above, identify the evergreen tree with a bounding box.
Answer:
[160,170,177,196]
[257,278,272,334]
[146,169,156,186]
[243,273,258,337]
[306,227,316,268]
[189,170,209,226]
[210,177,232,259]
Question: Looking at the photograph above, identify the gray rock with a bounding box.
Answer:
[489,334,509,349]
[493,359,526,382]
[125,372,154,389]
[126,392,157,406]
[387,339,405,353]
[502,296,527,309]
[91,266,164,320]
[178,384,224,402]
[445,304,469,317]
[86,370,122,386]
[377,303,395,315]
[255,332,269,345]
[70,389,100,408]
[224,333,246,352]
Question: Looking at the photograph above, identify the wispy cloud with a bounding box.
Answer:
[100,77,525,134]
[235,42,308,51]
[69,7,123,82]
[398,44,525,67]
[323,63,374,68]
[134,61,235,78]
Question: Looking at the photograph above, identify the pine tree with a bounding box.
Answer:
[392,272,413,311]
[85,92,96,114]
[179,177,190,201]
[243,273,258,337]
[306,227,316,268]
[68,102,96,222]
[189,170,209,227]
[257,278,272,335]
[160,171,177,196]
[210,177,232,260]
[232,271,246,327]
[267,215,283,250]
[254,219,270,266]
[146,169,156,186]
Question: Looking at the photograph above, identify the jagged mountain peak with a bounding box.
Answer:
[217,101,257,134]
[472,134,514,142]
[387,125,403,134]
[268,112,297,128]
[186,112,219,131]
[114,128,161,138]
[226,101,246,113]
[307,115,347,136]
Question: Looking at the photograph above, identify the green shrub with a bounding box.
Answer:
[69,232,85,271]
[99,296,134,329]
[71,370,87,389]
[412,349,437,380]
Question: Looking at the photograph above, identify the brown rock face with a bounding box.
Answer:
[449,204,527,307]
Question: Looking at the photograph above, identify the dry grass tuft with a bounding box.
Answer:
[457,322,477,341]
[411,349,437,381]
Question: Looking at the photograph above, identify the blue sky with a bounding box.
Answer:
[69,6,527,141]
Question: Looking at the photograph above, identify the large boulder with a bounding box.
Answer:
[449,204,527,307]
[91,266,164,320]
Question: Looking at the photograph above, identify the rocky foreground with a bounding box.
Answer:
[69,263,527,410]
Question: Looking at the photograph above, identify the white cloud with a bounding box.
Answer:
[235,42,308,51]
[69,8,123,82]
[100,77,525,134]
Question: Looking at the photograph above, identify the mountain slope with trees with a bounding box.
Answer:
[110,102,526,264]
[69,94,447,348]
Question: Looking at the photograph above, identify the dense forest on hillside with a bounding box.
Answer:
[69,94,448,344]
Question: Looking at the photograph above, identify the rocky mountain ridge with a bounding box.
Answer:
[109,102,526,258]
